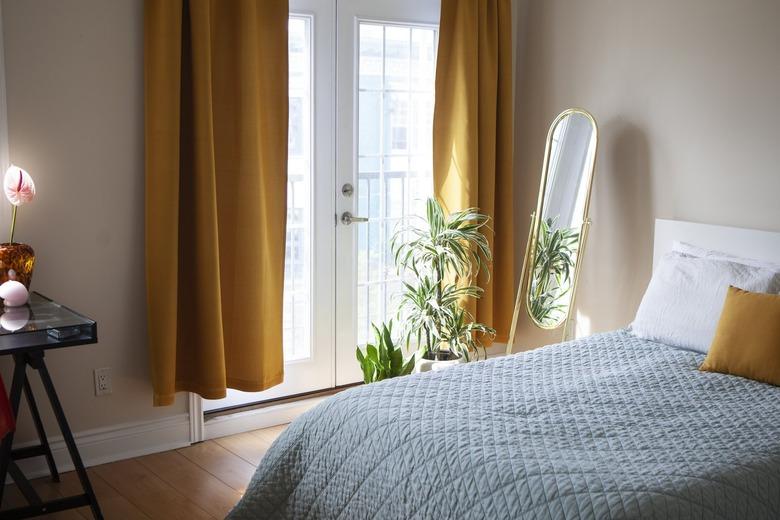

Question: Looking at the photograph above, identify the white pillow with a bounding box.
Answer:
[631,251,780,353]
[672,240,780,270]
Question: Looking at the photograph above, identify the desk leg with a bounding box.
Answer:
[7,462,42,507]
[30,352,103,520]
[0,353,29,508]
[22,378,60,482]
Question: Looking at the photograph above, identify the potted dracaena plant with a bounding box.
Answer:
[354,198,495,381]
[392,198,495,372]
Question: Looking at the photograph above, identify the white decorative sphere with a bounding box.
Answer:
[0,280,29,307]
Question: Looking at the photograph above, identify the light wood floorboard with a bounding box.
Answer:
[1,423,288,519]
[177,439,256,493]
[212,432,272,467]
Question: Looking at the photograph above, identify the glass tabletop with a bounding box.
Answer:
[0,292,97,355]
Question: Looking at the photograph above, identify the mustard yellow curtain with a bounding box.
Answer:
[144,0,288,406]
[433,0,514,343]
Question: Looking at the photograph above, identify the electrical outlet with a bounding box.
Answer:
[94,367,112,396]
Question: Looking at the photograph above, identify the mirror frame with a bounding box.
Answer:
[506,108,598,352]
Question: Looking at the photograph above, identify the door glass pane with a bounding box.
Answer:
[356,21,437,346]
[285,16,312,362]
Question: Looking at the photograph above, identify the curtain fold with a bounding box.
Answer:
[432,0,514,343]
[145,0,288,406]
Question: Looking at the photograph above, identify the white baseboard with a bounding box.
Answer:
[8,413,191,483]
[204,396,326,440]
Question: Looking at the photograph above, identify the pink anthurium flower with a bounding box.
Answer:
[4,165,35,244]
[4,166,35,206]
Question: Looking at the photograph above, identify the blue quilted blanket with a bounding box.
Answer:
[228,330,780,519]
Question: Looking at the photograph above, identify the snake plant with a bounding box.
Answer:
[355,321,415,384]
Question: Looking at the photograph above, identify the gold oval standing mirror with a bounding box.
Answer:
[507,108,598,352]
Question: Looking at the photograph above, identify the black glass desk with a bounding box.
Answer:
[0,292,102,519]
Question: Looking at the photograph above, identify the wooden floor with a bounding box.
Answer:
[2,424,288,519]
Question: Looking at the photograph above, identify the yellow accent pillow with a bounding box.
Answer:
[700,286,780,386]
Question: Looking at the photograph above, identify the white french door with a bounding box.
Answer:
[335,0,440,385]
[203,0,438,412]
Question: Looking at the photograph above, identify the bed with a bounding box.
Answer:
[228,220,780,519]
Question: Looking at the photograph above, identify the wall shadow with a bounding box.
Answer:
[577,118,654,334]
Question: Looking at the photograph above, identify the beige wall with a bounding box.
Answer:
[0,0,186,444]
[512,0,780,349]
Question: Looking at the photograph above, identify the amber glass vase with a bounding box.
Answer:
[0,243,35,289]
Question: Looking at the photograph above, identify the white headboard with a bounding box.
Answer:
[654,219,780,270]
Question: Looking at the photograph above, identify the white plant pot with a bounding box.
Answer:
[413,355,465,374]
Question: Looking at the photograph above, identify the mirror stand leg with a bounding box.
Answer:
[506,212,536,356]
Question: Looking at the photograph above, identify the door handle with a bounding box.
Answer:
[340,212,369,225]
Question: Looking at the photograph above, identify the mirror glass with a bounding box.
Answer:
[526,110,597,329]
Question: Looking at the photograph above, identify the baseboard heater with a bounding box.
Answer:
[204,383,361,420]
